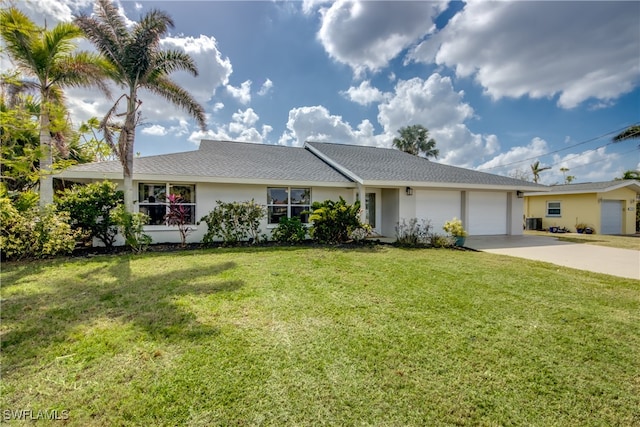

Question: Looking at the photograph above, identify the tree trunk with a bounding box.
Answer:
[38,110,53,207]
[122,93,138,212]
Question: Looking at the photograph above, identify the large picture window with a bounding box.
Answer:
[138,183,196,225]
[267,187,311,224]
[546,201,561,217]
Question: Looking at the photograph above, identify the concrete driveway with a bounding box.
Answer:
[465,235,640,280]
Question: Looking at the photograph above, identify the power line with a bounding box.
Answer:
[477,122,640,171]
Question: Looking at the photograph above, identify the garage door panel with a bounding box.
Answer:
[469,192,507,235]
[415,190,461,230]
[601,200,622,235]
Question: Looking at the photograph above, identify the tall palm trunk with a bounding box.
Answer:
[122,91,138,212]
[38,105,53,207]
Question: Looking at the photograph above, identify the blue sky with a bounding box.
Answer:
[10,0,640,184]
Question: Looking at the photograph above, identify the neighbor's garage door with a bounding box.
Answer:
[415,190,461,230]
[468,192,507,235]
[601,200,623,235]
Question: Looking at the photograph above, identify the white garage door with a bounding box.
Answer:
[415,190,461,231]
[468,192,507,235]
[601,200,623,235]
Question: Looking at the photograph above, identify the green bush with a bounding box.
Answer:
[110,205,152,253]
[271,217,307,243]
[1,196,78,260]
[201,200,265,245]
[429,233,456,248]
[395,218,431,247]
[308,197,362,244]
[56,181,124,247]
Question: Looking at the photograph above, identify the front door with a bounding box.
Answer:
[365,193,376,229]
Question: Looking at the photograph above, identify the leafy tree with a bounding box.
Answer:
[613,125,640,142]
[77,117,116,162]
[392,125,439,159]
[75,0,207,211]
[56,181,124,247]
[530,161,551,184]
[0,7,111,207]
[616,170,640,181]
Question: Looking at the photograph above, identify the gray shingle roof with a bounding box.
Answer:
[62,140,352,184]
[305,141,545,189]
[542,180,640,193]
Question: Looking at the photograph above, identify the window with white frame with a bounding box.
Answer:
[138,183,196,225]
[546,201,561,217]
[267,187,311,224]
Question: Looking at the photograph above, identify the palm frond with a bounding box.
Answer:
[149,50,198,80]
[145,77,206,130]
[613,125,640,142]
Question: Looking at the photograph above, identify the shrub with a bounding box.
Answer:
[308,197,362,244]
[429,233,456,248]
[349,224,372,243]
[1,196,78,260]
[443,217,468,237]
[201,200,265,245]
[395,218,431,246]
[110,205,152,253]
[271,217,307,243]
[56,181,124,247]
[164,193,195,247]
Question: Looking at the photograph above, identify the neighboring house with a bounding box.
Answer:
[57,140,546,244]
[523,180,640,235]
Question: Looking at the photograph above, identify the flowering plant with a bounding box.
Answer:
[443,217,467,237]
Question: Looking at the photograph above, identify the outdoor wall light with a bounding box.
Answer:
[517,191,524,198]
[406,187,413,196]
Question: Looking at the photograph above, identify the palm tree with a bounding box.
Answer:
[613,125,640,142]
[75,0,207,211]
[0,8,111,207]
[530,161,551,184]
[392,124,439,159]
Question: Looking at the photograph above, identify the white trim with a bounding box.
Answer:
[303,142,364,184]
[524,181,640,197]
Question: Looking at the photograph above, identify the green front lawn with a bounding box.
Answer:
[2,247,639,426]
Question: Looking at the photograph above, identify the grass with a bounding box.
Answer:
[1,246,639,426]
[524,230,640,250]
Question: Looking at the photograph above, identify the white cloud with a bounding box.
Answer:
[160,35,233,105]
[226,80,252,105]
[18,0,94,23]
[376,73,497,167]
[341,81,388,106]
[257,79,274,96]
[278,105,377,147]
[189,108,271,145]
[141,124,168,136]
[315,0,445,75]
[476,137,549,175]
[408,1,640,108]
[212,102,225,112]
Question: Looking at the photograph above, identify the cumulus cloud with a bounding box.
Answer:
[226,80,252,105]
[257,79,274,96]
[18,0,94,23]
[341,81,389,106]
[376,73,498,167]
[141,125,168,136]
[408,1,640,108]
[189,108,272,145]
[278,105,377,146]
[315,0,445,75]
[161,35,233,105]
